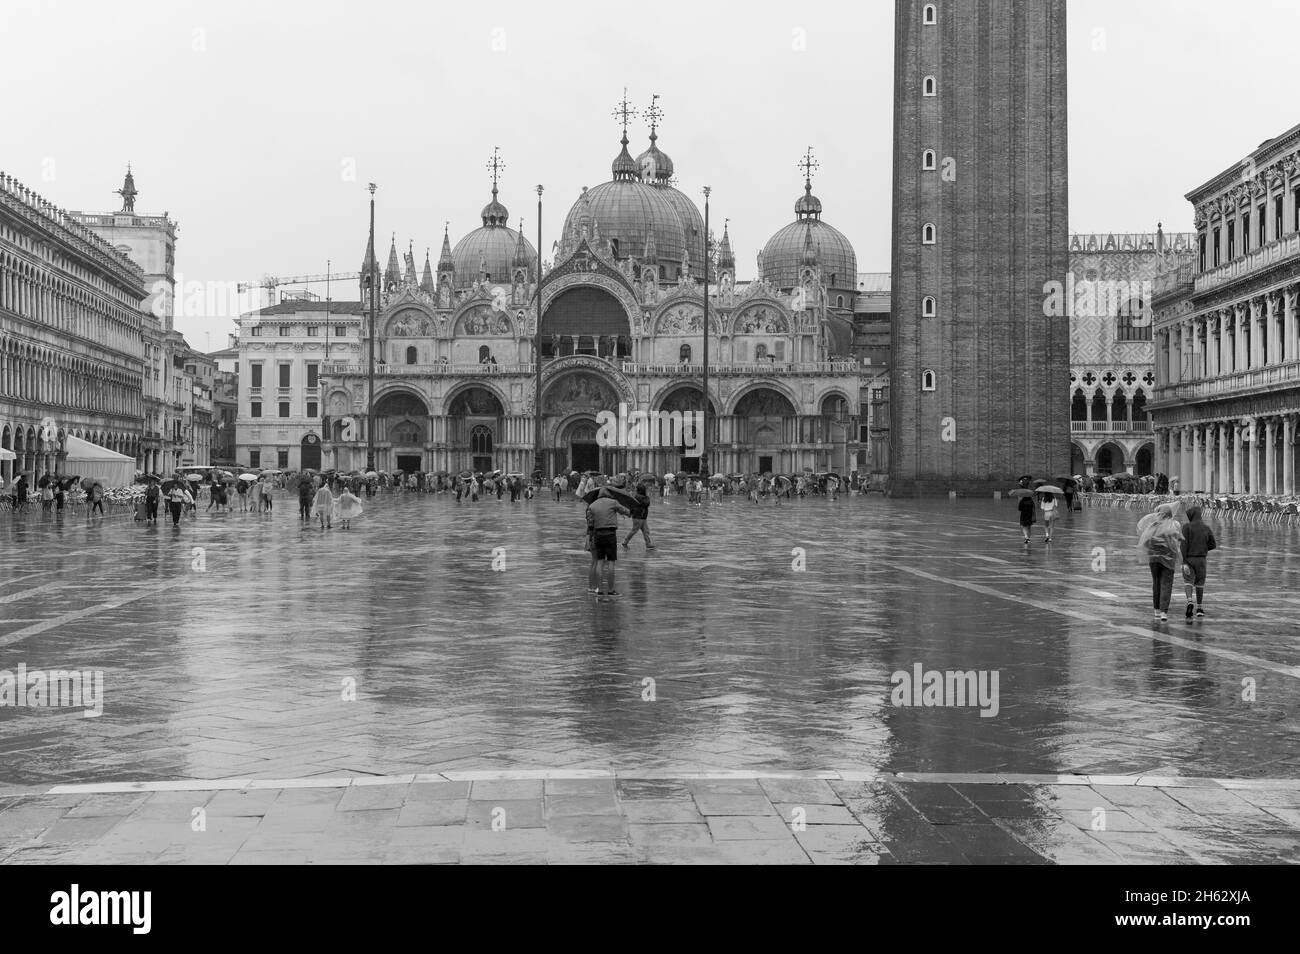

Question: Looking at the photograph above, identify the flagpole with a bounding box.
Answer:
[366,184,377,474]
[701,185,711,478]
[533,184,544,481]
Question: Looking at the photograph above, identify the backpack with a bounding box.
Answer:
[146,484,159,501]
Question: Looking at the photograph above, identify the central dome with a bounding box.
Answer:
[563,134,687,272]
[760,179,857,296]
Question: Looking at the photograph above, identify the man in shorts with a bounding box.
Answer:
[1180,505,1217,620]
[586,488,630,595]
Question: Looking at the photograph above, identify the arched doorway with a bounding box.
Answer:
[375,389,430,473]
[734,386,797,474]
[657,385,718,474]
[539,286,632,361]
[448,386,504,473]
[561,419,600,473]
[1135,443,1153,476]
[301,433,322,470]
[1096,442,1124,476]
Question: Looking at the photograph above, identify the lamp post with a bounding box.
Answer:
[366,183,377,474]
[701,185,710,478]
[533,184,544,480]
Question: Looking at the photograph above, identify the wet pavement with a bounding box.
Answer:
[1,490,1298,863]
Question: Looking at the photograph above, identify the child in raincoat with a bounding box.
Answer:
[336,488,363,529]
[313,482,334,530]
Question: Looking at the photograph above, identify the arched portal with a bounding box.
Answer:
[301,433,322,471]
[448,386,504,474]
[560,418,601,474]
[1135,443,1154,476]
[656,385,719,474]
[1096,442,1124,476]
[539,286,632,360]
[1070,442,1087,475]
[374,389,430,474]
[734,387,798,475]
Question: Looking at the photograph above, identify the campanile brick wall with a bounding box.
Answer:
[890,0,1070,495]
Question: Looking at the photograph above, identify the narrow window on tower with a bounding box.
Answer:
[922,370,936,392]
[1242,212,1250,254]
[1275,195,1284,238]
[1227,220,1235,259]
[1259,203,1267,246]
[922,76,936,97]
[923,4,937,24]
[406,346,417,365]
[1212,228,1220,266]
[922,296,936,318]
[922,150,936,170]
[922,223,936,244]
[1198,234,1206,272]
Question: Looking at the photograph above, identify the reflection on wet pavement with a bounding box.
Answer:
[1,492,1298,788]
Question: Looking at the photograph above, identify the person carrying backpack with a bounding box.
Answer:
[145,480,160,523]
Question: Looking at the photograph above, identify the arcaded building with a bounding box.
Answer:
[890,0,1070,494]
[1150,122,1300,495]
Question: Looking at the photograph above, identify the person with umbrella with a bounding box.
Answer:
[297,476,315,523]
[622,479,655,551]
[1139,502,1184,622]
[144,477,160,524]
[165,480,192,527]
[1011,486,1037,545]
[585,486,631,595]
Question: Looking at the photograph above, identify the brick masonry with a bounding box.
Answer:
[890,0,1071,494]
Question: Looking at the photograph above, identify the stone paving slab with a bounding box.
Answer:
[1,771,1298,864]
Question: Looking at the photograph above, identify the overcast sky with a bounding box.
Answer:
[3,0,1298,350]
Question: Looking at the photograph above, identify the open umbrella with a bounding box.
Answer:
[458,470,472,479]
[239,473,258,481]
[367,471,381,479]
[1035,484,1065,495]
[80,476,96,491]
[776,475,793,487]
[663,472,675,481]
[1008,488,1035,498]
[582,484,639,507]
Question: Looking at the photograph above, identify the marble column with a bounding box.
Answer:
[1191,425,1203,492]
[1232,423,1245,493]
[1268,292,1282,366]
[1265,417,1278,494]
[1183,427,1194,489]
[1236,303,1249,372]
[1217,422,1229,494]
[1287,288,1298,365]
[1248,417,1259,493]
[1285,415,1296,495]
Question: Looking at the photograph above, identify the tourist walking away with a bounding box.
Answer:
[261,478,274,512]
[54,481,65,513]
[298,480,314,523]
[1017,492,1037,544]
[166,484,191,527]
[622,484,655,550]
[1040,492,1059,543]
[586,487,630,595]
[314,481,334,530]
[41,481,54,512]
[337,487,363,529]
[1140,502,1184,622]
[248,479,261,513]
[145,480,160,523]
[553,475,565,501]
[1181,505,1218,620]
[236,478,249,511]
[89,483,105,516]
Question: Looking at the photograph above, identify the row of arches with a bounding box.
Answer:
[0,250,141,357]
[1070,441,1155,477]
[0,422,141,481]
[0,335,141,417]
[1070,387,1150,427]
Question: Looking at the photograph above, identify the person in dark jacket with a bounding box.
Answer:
[1180,506,1217,620]
[622,485,655,550]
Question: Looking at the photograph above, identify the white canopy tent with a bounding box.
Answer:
[63,435,135,488]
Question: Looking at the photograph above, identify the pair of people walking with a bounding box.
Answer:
[1017,491,1060,544]
[1140,501,1217,622]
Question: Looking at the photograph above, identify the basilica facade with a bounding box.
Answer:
[320,113,863,478]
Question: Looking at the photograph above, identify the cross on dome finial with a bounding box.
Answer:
[487,147,505,191]
[612,88,638,141]
[645,93,663,139]
[798,146,819,187]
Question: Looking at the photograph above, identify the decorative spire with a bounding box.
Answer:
[480,147,510,226]
[611,89,640,181]
[385,233,402,287]
[513,219,531,272]
[718,219,735,271]
[404,241,419,285]
[437,222,454,272]
[420,249,435,293]
[795,146,823,220]
[116,164,138,213]
[802,221,818,267]
[642,229,658,265]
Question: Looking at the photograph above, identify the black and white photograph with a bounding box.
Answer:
[0,0,1296,898]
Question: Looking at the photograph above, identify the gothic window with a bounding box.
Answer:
[923,76,936,96]
[406,347,417,365]
[679,344,691,364]
[922,150,936,170]
[836,295,844,308]
[922,370,936,391]
[923,3,937,24]
[922,223,936,244]
[922,296,936,318]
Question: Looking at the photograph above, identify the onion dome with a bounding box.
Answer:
[760,155,857,294]
[636,132,674,183]
[451,198,536,288]
[611,131,639,181]
[480,184,509,227]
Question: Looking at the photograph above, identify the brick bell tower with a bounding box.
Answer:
[890,0,1070,495]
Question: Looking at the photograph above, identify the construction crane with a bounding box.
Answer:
[237,272,362,295]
